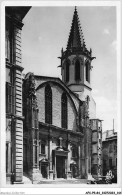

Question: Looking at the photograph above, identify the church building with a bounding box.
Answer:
[5,6,102,184]
[23,7,102,183]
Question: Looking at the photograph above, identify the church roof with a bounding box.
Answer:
[66,7,86,50]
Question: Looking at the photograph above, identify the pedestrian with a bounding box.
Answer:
[109,170,114,181]
[105,170,114,184]
[105,171,110,184]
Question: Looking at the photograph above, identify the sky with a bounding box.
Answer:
[22,6,117,132]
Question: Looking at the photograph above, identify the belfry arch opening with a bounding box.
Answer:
[66,61,70,83]
[85,61,90,83]
[75,60,80,81]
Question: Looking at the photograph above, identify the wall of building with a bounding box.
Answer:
[77,90,96,119]
[35,76,80,112]
[6,6,31,184]
[36,82,77,131]
[6,18,24,183]
[90,119,102,177]
[37,122,85,180]
[102,138,117,176]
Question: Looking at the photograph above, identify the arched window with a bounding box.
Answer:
[75,60,80,81]
[66,61,70,82]
[45,84,52,124]
[85,61,90,82]
[61,93,67,129]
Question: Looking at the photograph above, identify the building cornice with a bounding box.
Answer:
[6,60,24,71]
[39,121,84,137]
[6,113,25,120]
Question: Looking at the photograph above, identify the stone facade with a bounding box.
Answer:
[6,7,31,184]
[90,119,102,177]
[23,73,92,182]
[102,131,117,182]
[36,79,78,131]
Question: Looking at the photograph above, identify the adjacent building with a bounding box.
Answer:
[90,119,102,177]
[102,130,117,182]
[6,6,31,183]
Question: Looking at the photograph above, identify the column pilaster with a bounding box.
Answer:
[48,131,53,179]
[78,144,81,178]
[67,134,72,179]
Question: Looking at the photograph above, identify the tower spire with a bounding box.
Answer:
[66,7,85,50]
[58,6,95,98]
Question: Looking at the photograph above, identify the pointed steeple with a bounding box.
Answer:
[58,6,96,89]
[66,7,85,50]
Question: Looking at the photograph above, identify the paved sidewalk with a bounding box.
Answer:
[23,173,88,184]
[23,174,32,184]
[38,178,88,184]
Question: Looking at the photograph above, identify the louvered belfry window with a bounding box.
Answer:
[45,84,52,124]
[75,60,80,81]
[61,93,67,129]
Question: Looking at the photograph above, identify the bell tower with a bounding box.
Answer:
[58,7,96,103]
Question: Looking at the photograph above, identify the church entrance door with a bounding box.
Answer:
[41,164,48,178]
[56,156,65,178]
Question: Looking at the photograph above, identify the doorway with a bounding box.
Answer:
[41,164,48,178]
[56,156,65,178]
[70,164,78,178]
